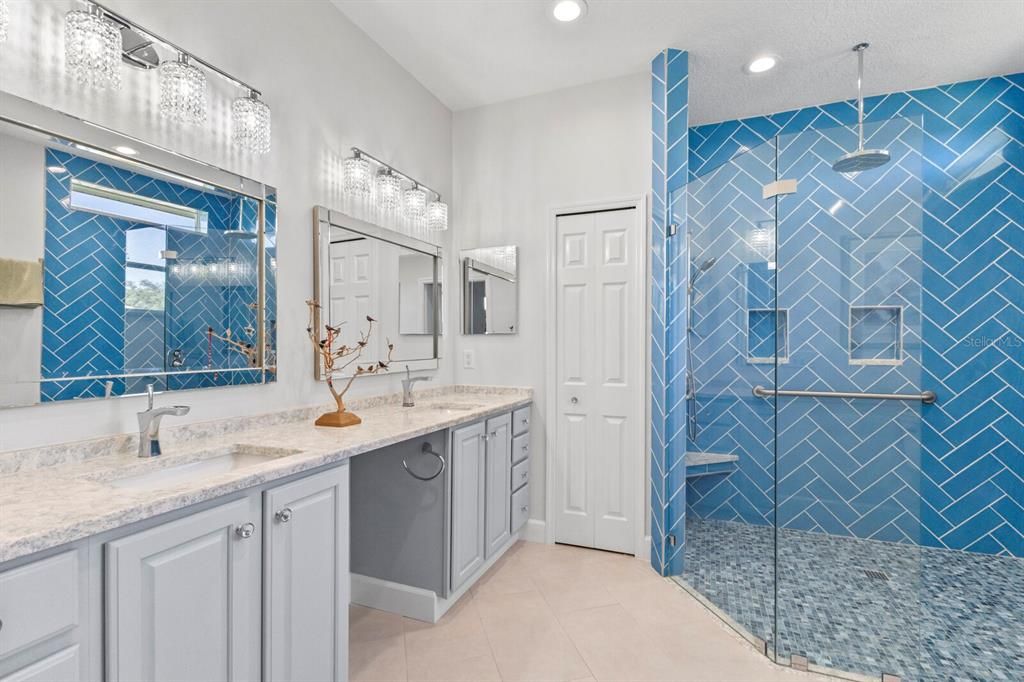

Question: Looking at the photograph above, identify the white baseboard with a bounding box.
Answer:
[351,533,520,623]
[639,534,651,560]
[520,518,547,543]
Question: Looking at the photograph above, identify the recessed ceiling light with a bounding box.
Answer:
[114,145,138,156]
[745,55,779,74]
[552,0,587,22]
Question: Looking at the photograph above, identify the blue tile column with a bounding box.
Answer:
[651,48,689,575]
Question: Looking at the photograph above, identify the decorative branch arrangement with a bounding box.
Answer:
[207,327,260,367]
[305,299,394,427]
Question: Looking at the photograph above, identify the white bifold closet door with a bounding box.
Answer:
[554,208,638,554]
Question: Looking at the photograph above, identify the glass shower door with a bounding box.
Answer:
[773,117,925,678]
[677,135,779,653]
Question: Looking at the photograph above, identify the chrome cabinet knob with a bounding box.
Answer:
[570,397,578,404]
[275,508,293,523]
[236,522,255,539]
[520,505,528,513]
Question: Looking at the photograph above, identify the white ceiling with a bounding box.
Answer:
[331,0,1024,124]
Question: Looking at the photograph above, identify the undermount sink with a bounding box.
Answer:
[107,445,298,492]
[414,402,479,415]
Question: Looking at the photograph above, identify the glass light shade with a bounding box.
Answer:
[64,8,122,89]
[343,155,371,196]
[404,185,427,219]
[231,93,271,154]
[375,169,402,211]
[0,0,9,44]
[426,200,448,231]
[159,55,208,125]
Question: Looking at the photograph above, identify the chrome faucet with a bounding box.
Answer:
[137,384,190,457]
[402,366,431,407]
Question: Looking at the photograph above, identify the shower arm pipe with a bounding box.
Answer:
[854,42,868,150]
[351,147,443,202]
[752,385,937,405]
[87,0,262,96]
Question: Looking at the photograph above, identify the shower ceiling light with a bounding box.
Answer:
[426,199,448,231]
[231,90,272,154]
[114,145,137,155]
[159,53,208,125]
[404,184,428,219]
[552,0,587,22]
[64,5,123,89]
[745,55,778,74]
[343,152,372,196]
[375,168,402,211]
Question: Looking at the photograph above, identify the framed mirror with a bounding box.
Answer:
[312,206,441,378]
[0,93,277,407]
[461,246,518,335]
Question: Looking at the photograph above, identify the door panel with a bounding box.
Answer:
[484,414,512,558]
[554,208,638,554]
[105,497,261,682]
[264,466,349,682]
[450,421,485,591]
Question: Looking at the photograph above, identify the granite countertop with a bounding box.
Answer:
[0,385,532,564]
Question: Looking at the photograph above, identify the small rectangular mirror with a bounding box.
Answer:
[312,207,441,378]
[461,246,518,335]
[0,93,277,407]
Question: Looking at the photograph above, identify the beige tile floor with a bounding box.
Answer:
[350,540,838,682]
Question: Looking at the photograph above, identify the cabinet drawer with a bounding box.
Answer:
[511,485,529,533]
[512,406,530,435]
[0,550,79,658]
[0,645,80,682]
[511,457,530,492]
[511,433,529,465]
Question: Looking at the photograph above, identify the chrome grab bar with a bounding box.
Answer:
[402,443,446,482]
[752,385,936,404]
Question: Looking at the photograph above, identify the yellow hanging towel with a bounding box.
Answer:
[0,258,44,307]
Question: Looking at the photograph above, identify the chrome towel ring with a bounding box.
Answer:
[402,442,446,481]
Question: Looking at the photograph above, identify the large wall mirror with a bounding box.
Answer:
[461,246,518,335]
[0,94,277,407]
[312,206,441,378]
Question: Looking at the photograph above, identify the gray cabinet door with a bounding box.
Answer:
[450,421,486,592]
[484,413,512,559]
[264,465,349,682]
[105,496,262,682]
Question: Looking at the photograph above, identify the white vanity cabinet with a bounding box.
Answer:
[484,413,512,559]
[450,420,487,592]
[263,466,349,682]
[105,496,263,682]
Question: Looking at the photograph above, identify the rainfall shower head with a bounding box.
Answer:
[832,43,891,173]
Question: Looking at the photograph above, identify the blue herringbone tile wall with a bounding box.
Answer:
[683,73,1024,557]
[651,48,688,575]
[42,149,264,400]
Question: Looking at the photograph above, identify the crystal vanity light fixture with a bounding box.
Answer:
[426,199,449,231]
[0,0,9,44]
[375,168,402,211]
[159,53,208,124]
[343,151,372,196]
[60,2,270,152]
[404,184,428,219]
[231,90,272,155]
[64,4,122,89]
[343,147,449,230]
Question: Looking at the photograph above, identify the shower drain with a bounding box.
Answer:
[861,568,890,581]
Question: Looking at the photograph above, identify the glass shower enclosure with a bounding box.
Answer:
[672,115,1022,681]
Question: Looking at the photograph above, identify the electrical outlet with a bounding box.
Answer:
[462,349,475,369]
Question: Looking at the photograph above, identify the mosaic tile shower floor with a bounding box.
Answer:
[677,518,1024,681]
